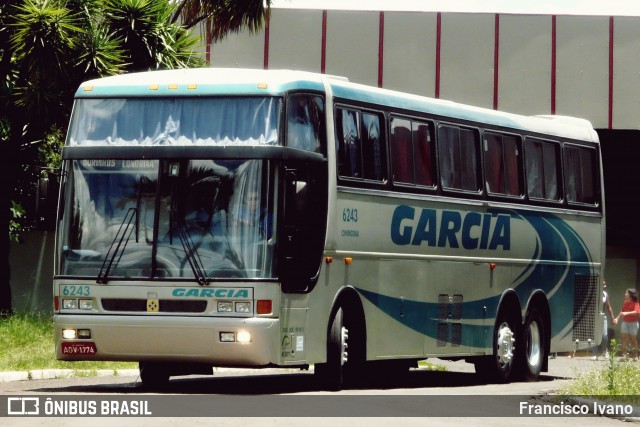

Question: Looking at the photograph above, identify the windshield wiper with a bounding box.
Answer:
[96,207,138,284]
[170,210,209,286]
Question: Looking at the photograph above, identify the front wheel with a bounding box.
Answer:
[475,311,518,383]
[139,362,170,387]
[316,307,348,391]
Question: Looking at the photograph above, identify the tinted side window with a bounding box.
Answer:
[524,138,561,201]
[336,107,385,181]
[287,94,325,154]
[564,145,598,205]
[438,125,480,192]
[390,117,435,187]
[484,132,522,196]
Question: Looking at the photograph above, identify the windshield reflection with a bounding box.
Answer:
[58,159,276,280]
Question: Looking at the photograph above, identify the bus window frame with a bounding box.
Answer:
[389,114,438,193]
[482,129,525,201]
[334,103,389,188]
[562,142,601,209]
[285,91,328,157]
[436,122,484,199]
[523,136,564,206]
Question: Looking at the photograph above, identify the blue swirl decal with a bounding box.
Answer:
[357,208,595,349]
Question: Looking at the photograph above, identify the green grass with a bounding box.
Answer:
[558,339,640,405]
[0,313,136,373]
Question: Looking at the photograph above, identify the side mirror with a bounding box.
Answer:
[35,172,59,230]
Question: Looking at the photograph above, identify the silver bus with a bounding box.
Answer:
[54,68,604,388]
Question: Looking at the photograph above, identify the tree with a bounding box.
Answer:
[172,0,272,43]
[0,0,217,316]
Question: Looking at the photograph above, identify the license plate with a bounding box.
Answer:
[61,342,97,355]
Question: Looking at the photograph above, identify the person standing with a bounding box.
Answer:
[592,281,615,360]
[615,288,640,361]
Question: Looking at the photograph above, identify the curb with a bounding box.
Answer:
[0,369,140,383]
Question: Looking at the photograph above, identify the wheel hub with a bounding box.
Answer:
[497,322,515,366]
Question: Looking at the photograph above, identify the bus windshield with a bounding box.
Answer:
[68,97,280,146]
[57,159,276,281]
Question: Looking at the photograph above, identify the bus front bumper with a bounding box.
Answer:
[54,314,280,366]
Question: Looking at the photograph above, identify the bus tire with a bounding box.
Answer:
[139,362,170,387]
[519,308,545,381]
[317,307,348,391]
[476,309,518,383]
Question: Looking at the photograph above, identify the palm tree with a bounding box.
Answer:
[1,0,274,316]
[172,0,272,43]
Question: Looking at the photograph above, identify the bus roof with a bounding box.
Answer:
[76,68,598,143]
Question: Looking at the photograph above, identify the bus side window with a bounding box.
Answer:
[391,118,413,183]
[484,132,522,197]
[361,113,385,181]
[413,121,434,187]
[438,125,480,192]
[524,138,561,201]
[337,108,362,178]
[287,94,325,154]
[564,145,598,205]
[336,107,386,183]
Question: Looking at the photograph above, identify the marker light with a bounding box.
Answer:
[77,329,92,339]
[256,300,272,315]
[62,329,77,340]
[237,330,251,343]
[344,257,353,265]
[220,332,235,342]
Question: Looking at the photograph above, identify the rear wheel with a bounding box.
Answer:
[519,308,545,381]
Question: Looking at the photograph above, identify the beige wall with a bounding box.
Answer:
[211,9,640,129]
[439,13,495,108]
[612,17,640,129]
[498,15,552,115]
[383,12,438,97]
[269,9,324,72]
[555,16,610,128]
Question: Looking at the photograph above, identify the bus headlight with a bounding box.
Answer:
[218,302,233,312]
[235,302,251,313]
[79,299,93,310]
[62,299,78,310]
[237,330,251,343]
[62,328,77,339]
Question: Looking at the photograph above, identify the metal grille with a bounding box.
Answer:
[437,294,448,320]
[436,294,463,346]
[572,274,598,342]
[452,294,463,320]
[437,323,448,347]
[451,323,462,346]
[101,299,207,313]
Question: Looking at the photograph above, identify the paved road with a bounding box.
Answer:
[0,355,637,426]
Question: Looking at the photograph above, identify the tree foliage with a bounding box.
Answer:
[0,0,216,314]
